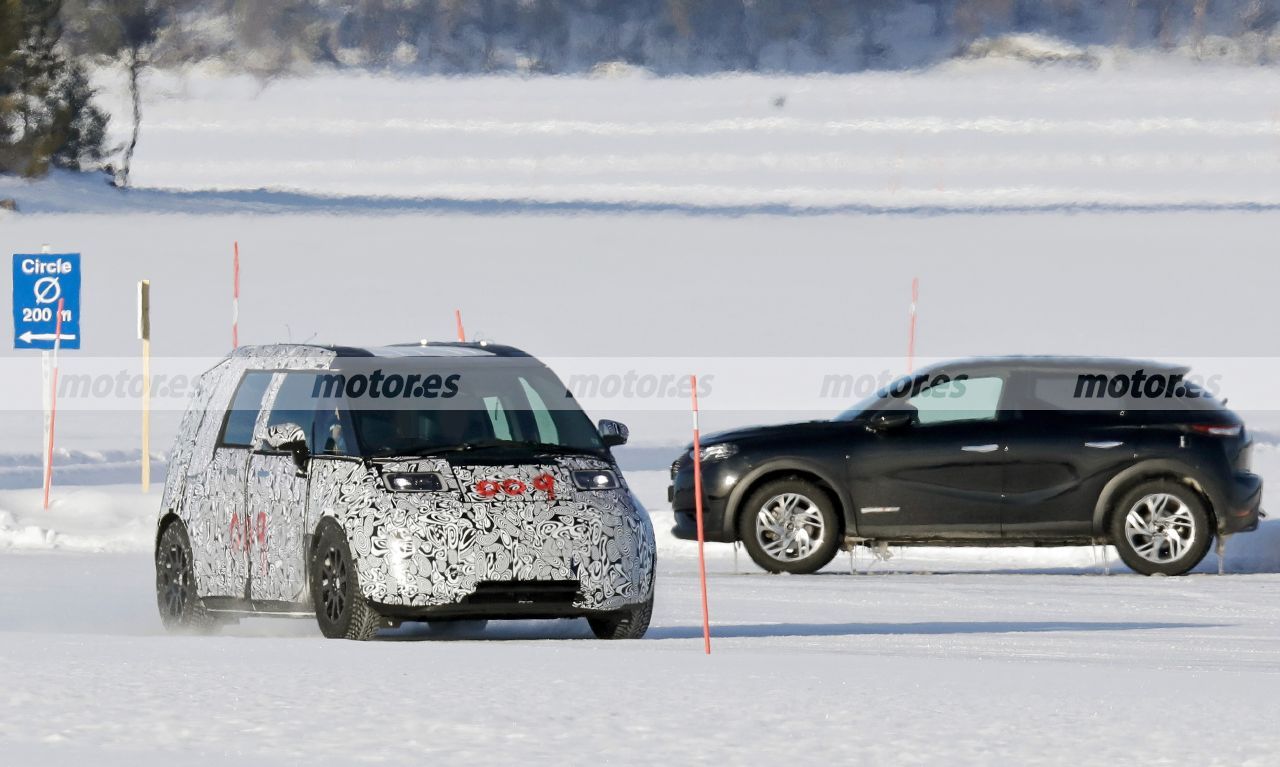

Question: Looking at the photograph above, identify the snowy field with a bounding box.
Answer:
[4,474,1280,765]
[3,60,1280,764]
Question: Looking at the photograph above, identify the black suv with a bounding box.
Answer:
[669,357,1262,576]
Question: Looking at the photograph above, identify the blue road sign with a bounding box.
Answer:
[13,253,81,350]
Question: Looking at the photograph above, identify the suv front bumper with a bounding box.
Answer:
[1219,471,1263,535]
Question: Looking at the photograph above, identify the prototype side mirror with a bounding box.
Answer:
[867,410,914,432]
[264,422,310,474]
[598,419,630,447]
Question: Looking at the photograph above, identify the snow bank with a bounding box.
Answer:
[0,486,155,553]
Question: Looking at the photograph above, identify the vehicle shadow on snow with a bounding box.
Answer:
[645,620,1215,640]
[367,619,1217,642]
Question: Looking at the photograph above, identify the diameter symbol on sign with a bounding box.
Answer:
[34,277,61,305]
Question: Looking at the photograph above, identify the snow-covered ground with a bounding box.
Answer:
[3,60,1280,763]
[3,471,1280,765]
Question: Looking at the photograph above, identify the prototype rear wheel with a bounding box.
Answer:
[738,478,840,574]
[155,520,217,633]
[1110,480,1212,576]
[310,522,382,641]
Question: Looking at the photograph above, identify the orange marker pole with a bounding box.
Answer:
[691,374,712,655]
[42,297,64,509]
[455,309,465,342]
[907,277,919,373]
[232,242,240,349]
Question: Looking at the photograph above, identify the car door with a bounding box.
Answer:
[198,370,274,598]
[246,372,319,603]
[850,374,1009,539]
[1000,370,1137,539]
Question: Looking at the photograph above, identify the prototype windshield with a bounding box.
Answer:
[329,360,606,458]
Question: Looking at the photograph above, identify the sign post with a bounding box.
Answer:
[138,280,151,493]
[13,252,81,509]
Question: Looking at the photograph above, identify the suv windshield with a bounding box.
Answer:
[328,361,605,458]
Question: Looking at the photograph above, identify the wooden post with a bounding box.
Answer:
[138,280,151,493]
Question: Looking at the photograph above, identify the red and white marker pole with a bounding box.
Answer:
[907,276,919,373]
[232,242,240,349]
[691,374,712,655]
[455,309,466,342]
[42,297,64,510]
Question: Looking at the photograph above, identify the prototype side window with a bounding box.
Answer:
[219,371,274,447]
[267,372,321,450]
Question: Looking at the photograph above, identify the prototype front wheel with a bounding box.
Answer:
[1110,480,1212,576]
[738,478,840,574]
[155,520,218,633]
[310,523,382,641]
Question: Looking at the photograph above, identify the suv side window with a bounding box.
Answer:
[1012,372,1127,423]
[268,372,321,450]
[220,371,274,447]
[908,376,1004,425]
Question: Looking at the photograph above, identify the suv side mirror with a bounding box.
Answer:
[598,419,629,447]
[264,422,310,474]
[868,410,914,432]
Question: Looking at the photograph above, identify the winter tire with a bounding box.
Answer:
[311,522,382,641]
[155,519,218,633]
[588,596,653,640]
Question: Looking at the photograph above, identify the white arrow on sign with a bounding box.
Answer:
[19,331,77,344]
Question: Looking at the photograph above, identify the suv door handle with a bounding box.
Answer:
[961,444,1000,453]
[1085,441,1124,449]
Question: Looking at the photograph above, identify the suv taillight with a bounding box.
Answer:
[1188,424,1243,437]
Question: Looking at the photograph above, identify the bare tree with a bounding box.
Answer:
[67,0,163,186]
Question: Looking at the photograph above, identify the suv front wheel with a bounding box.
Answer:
[1110,480,1212,576]
[738,478,840,574]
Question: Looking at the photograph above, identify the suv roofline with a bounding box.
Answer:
[917,355,1191,376]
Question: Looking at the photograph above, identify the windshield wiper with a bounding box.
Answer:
[451,438,604,457]
[490,439,605,457]
[368,442,471,458]
[369,438,602,459]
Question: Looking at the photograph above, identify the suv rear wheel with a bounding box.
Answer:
[738,478,840,574]
[1110,480,1212,576]
[311,523,382,640]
